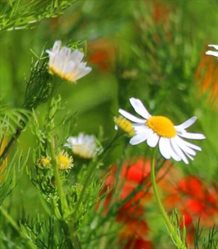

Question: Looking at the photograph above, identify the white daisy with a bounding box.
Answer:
[205,44,218,58]
[118,97,206,164]
[64,133,100,159]
[46,40,92,82]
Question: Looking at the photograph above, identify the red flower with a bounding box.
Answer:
[120,220,153,249]
[178,176,218,227]
[104,158,152,215]
[102,157,154,248]
[88,39,116,72]
[121,158,151,183]
[164,174,218,246]
[178,176,205,199]
[152,0,171,25]
[124,238,153,249]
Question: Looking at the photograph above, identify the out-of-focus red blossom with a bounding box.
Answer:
[123,237,153,249]
[165,175,218,245]
[88,39,116,72]
[195,50,218,108]
[120,220,153,249]
[120,220,149,239]
[102,157,154,249]
[152,0,171,24]
[121,159,151,183]
[177,176,218,227]
[103,158,152,219]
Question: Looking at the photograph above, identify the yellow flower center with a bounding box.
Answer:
[49,66,76,83]
[56,153,73,170]
[114,116,135,136]
[40,157,51,168]
[147,116,176,138]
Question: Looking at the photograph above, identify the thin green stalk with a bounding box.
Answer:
[50,139,68,213]
[0,118,27,166]
[150,151,187,249]
[50,139,81,249]
[0,207,37,249]
[74,159,99,217]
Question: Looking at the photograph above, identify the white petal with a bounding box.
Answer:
[129,98,151,119]
[53,40,62,51]
[119,109,145,124]
[64,142,71,148]
[130,132,149,145]
[174,136,196,156]
[170,138,189,164]
[71,50,84,62]
[186,154,194,160]
[159,137,171,160]
[208,44,218,50]
[177,138,201,151]
[179,132,206,140]
[133,125,152,136]
[205,51,218,58]
[147,132,159,148]
[167,140,181,161]
[75,67,92,80]
[175,116,197,130]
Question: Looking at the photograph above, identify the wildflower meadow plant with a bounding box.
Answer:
[118,97,206,164]
[117,97,206,249]
[64,133,100,159]
[46,40,92,83]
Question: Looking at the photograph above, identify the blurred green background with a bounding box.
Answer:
[0,0,218,234]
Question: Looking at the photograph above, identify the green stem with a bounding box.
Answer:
[50,139,68,214]
[0,207,37,249]
[150,152,187,249]
[0,118,27,166]
[74,160,99,217]
[50,139,81,249]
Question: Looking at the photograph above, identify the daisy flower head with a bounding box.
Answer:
[46,40,92,83]
[118,98,206,164]
[205,44,218,59]
[56,151,73,170]
[64,133,101,159]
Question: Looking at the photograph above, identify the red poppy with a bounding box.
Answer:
[178,176,218,227]
[102,157,154,248]
[124,238,153,249]
[88,39,116,72]
[152,0,171,25]
[120,220,153,249]
[164,174,218,246]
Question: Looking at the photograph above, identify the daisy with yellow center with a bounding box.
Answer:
[206,44,218,58]
[119,97,205,164]
[46,40,92,83]
[56,151,73,170]
[64,133,100,159]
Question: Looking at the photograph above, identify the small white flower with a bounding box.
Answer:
[64,133,100,159]
[46,40,92,82]
[119,98,206,164]
[205,44,218,58]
